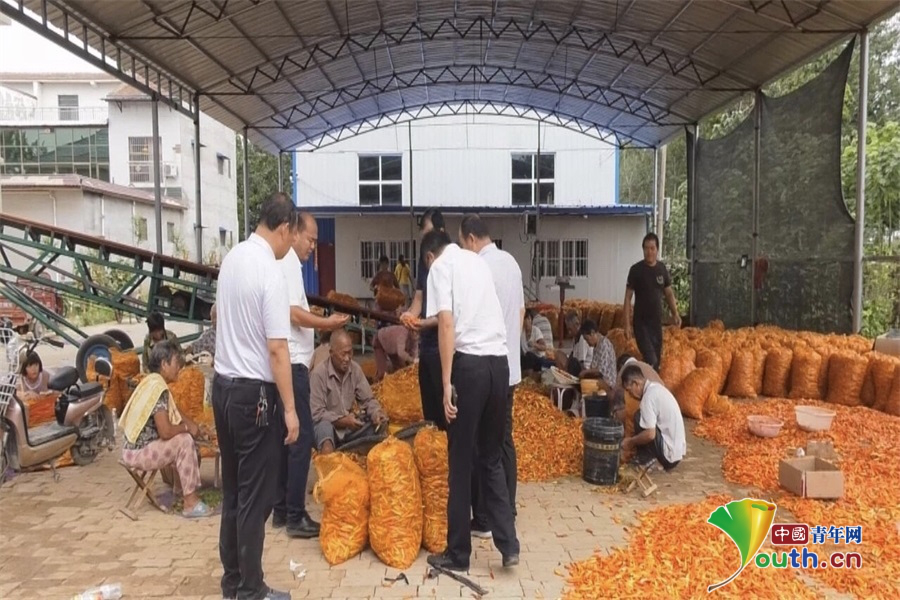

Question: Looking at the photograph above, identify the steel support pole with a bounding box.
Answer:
[656,145,667,255]
[687,124,698,327]
[408,122,415,271]
[278,150,284,192]
[652,147,659,235]
[242,126,250,240]
[151,94,163,254]
[751,89,762,326]
[852,30,869,333]
[193,94,203,263]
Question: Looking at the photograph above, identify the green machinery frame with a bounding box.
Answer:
[0,214,396,351]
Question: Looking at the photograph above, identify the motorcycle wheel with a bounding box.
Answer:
[70,441,97,466]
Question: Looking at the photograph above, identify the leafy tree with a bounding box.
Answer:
[235,136,292,238]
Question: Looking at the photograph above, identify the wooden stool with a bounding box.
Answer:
[625,464,658,497]
[119,461,168,520]
[198,442,221,489]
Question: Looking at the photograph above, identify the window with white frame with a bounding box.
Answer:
[128,137,160,183]
[135,217,148,242]
[58,95,79,121]
[511,153,554,206]
[359,154,402,206]
[166,222,176,242]
[360,240,418,280]
[533,239,588,279]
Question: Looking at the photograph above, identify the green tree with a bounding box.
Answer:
[236,136,292,238]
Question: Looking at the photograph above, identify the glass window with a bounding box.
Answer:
[511,153,554,206]
[58,95,79,121]
[381,155,402,181]
[359,185,380,206]
[358,156,380,181]
[358,154,403,205]
[167,222,176,242]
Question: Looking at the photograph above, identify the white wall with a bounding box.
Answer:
[0,188,185,276]
[330,214,645,303]
[295,114,618,208]
[105,100,238,262]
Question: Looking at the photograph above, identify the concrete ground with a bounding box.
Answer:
[0,420,813,600]
[1,320,848,599]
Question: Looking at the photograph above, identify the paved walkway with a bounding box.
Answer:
[1,421,847,599]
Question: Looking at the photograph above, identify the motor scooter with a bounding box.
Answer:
[0,325,115,485]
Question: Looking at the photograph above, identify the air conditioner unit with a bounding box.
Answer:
[164,164,178,179]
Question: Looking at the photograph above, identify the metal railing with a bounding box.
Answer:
[0,105,109,124]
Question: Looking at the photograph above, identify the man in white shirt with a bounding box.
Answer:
[620,364,686,471]
[213,194,300,600]
[273,211,349,539]
[422,229,520,573]
[458,214,524,535]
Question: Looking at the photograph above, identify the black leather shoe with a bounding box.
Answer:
[427,552,469,572]
[286,513,320,539]
[264,587,291,600]
[272,513,286,529]
[502,554,520,568]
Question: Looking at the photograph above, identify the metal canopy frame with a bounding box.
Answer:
[1,0,896,152]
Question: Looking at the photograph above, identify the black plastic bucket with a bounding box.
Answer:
[584,393,610,418]
[582,417,624,486]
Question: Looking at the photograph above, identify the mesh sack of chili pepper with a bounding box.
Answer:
[724,348,764,399]
[367,437,423,568]
[884,364,900,417]
[674,367,717,420]
[659,353,694,392]
[871,354,900,413]
[814,346,835,399]
[413,427,448,553]
[695,349,724,391]
[326,290,359,307]
[371,364,424,425]
[168,366,207,422]
[824,351,868,406]
[375,285,406,312]
[762,346,793,398]
[313,452,370,566]
[789,347,823,399]
[704,390,733,417]
[605,328,628,359]
[599,307,616,335]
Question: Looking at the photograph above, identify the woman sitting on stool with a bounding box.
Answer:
[119,340,211,518]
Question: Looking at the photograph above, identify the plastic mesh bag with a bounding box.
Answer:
[695,350,724,389]
[885,366,900,417]
[789,348,823,400]
[371,365,424,425]
[674,367,717,420]
[762,347,793,398]
[367,437,423,568]
[413,427,448,553]
[313,453,370,565]
[724,348,765,399]
[872,355,900,413]
[704,390,733,417]
[660,354,694,392]
[825,351,868,406]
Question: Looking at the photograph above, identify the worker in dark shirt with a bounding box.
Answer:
[623,233,681,371]
[400,208,446,430]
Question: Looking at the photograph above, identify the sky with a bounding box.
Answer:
[0,20,100,73]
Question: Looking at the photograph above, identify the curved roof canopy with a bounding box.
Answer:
[5,0,897,151]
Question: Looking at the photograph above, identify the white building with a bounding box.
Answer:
[293,115,649,304]
[0,21,239,264]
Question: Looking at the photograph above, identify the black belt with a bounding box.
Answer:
[215,374,271,386]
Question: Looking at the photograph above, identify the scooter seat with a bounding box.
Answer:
[67,382,103,399]
[28,421,78,446]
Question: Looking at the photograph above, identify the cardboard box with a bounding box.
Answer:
[778,457,844,499]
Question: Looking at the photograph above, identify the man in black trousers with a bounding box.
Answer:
[213,194,300,600]
[421,229,520,572]
[400,208,447,430]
